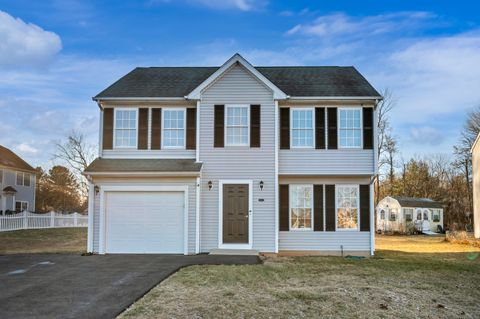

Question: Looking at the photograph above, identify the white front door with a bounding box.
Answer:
[105,191,185,254]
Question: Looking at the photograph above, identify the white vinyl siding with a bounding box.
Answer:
[225,105,249,146]
[114,109,138,148]
[162,109,186,149]
[291,108,314,148]
[338,107,362,148]
[200,63,276,253]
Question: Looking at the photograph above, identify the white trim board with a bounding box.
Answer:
[217,179,253,250]
[98,185,189,255]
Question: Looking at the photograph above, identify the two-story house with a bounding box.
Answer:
[84,54,381,256]
[0,145,36,214]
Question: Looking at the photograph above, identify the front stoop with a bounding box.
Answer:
[209,249,259,256]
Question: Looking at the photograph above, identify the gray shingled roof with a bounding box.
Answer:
[84,158,202,174]
[392,196,443,209]
[0,145,36,173]
[94,66,380,99]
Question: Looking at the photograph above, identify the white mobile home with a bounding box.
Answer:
[376,196,444,234]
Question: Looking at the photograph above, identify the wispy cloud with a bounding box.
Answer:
[148,0,268,11]
[0,11,62,68]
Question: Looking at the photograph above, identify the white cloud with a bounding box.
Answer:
[0,11,62,68]
[149,0,267,11]
[409,126,445,145]
[286,12,436,38]
[15,143,39,155]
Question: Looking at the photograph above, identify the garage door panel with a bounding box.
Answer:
[105,191,185,254]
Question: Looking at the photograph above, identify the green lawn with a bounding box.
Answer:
[120,236,480,319]
[0,228,87,254]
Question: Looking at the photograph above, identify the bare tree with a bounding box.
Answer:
[54,130,96,197]
[384,134,397,194]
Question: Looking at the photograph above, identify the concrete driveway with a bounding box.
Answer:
[0,254,260,319]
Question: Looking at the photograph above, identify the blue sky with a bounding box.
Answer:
[0,0,479,168]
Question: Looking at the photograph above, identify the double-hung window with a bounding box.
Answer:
[291,108,314,148]
[163,109,186,148]
[225,105,249,146]
[432,209,441,222]
[289,185,313,230]
[114,109,138,148]
[336,185,359,230]
[404,208,413,222]
[15,201,28,212]
[389,209,397,221]
[338,108,362,148]
[16,172,30,187]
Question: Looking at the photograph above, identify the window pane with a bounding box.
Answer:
[292,109,314,147]
[162,110,185,148]
[226,106,248,146]
[16,173,23,185]
[289,185,313,229]
[15,202,21,211]
[336,186,359,229]
[24,174,30,187]
[338,108,361,148]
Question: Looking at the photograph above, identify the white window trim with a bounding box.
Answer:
[337,107,363,149]
[218,179,253,249]
[113,107,139,149]
[290,107,315,149]
[288,184,314,231]
[161,108,187,149]
[15,200,28,211]
[224,104,250,147]
[335,184,360,231]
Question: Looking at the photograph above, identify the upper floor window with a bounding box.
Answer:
[338,108,362,148]
[291,108,314,148]
[289,185,313,230]
[114,109,138,148]
[162,109,186,148]
[225,105,249,146]
[16,172,31,187]
[336,185,359,230]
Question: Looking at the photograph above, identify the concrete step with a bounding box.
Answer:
[209,249,259,256]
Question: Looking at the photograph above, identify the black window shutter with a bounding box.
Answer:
[360,185,371,231]
[151,108,161,150]
[327,108,337,149]
[280,108,290,149]
[325,185,336,231]
[214,105,224,148]
[314,185,324,231]
[363,107,374,149]
[279,184,289,231]
[102,108,113,150]
[315,108,326,149]
[250,104,261,147]
[186,108,196,150]
[138,108,148,150]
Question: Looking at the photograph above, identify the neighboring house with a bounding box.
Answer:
[0,145,36,214]
[83,54,381,256]
[472,133,480,238]
[376,196,444,234]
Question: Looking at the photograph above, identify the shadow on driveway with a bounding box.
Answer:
[0,254,260,319]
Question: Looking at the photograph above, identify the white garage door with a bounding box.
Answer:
[105,191,185,254]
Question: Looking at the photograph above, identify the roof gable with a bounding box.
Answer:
[187,53,287,100]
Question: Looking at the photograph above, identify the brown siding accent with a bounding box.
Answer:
[280,107,290,149]
[151,108,161,150]
[214,105,224,148]
[314,185,324,231]
[360,185,370,231]
[363,107,374,150]
[250,104,261,147]
[327,108,337,149]
[279,184,289,231]
[102,108,113,150]
[138,108,148,149]
[186,108,196,150]
[325,185,335,231]
[315,107,326,149]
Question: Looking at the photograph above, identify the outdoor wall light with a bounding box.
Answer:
[208,181,213,191]
[259,180,264,191]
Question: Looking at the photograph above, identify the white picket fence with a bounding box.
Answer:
[0,211,88,232]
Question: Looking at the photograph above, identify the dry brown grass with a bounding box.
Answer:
[120,235,480,319]
[0,228,87,254]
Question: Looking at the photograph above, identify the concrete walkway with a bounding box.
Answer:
[0,254,260,319]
